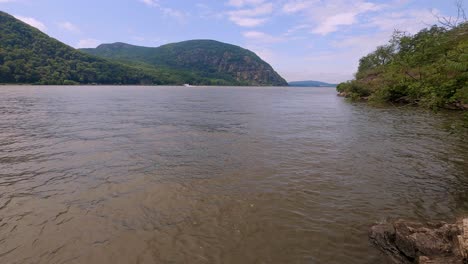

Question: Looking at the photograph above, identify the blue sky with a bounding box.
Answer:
[0,0,464,82]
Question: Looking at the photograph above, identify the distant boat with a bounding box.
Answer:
[183,84,192,87]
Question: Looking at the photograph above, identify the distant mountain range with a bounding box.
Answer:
[0,11,287,86]
[288,80,337,87]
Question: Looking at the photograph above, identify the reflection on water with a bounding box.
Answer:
[0,86,467,263]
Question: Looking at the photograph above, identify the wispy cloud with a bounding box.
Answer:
[76,38,100,48]
[58,21,80,33]
[140,0,159,7]
[196,3,224,19]
[282,0,316,13]
[14,15,47,32]
[243,30,284,43]
[227,1,273,27]
[227,0,265,7]
[139,0,187,21]
[286,0,383,35]
[161,7,186,20]
[367,9,439,34]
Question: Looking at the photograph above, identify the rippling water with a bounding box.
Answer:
[0,86,467,263]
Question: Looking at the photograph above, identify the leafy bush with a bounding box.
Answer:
[337,22,468,109]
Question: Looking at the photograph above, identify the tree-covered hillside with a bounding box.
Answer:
[0,11,180,85]
[80,40,288,86]
[337,22,467,110]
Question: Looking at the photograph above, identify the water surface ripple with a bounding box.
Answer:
[0,86,467,263]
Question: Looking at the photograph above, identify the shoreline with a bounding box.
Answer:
[337,92,468,111]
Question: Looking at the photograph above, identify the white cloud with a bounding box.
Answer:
[229,2,273,16]
[243,30,283,43]
[160,7,186,20]
[58,21,80,33]
[282,0,316,13]
[14,15,47,32]
[312,12,357,35]
[312,1,382,35]
[227,2,273,27]
[139,0,186,21]
[76,39,100,48]
[284,24,310,36]
[280,0,384,35]
[140,0,159,7]
[230,17,268,27]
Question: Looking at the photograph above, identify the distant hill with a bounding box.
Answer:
[0,10,287,86]
[288,80,337,87]
[80,40,287,86]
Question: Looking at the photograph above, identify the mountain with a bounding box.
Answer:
[288,80,337,87]
[80,40,288,86]
[0,11,182,85]
[0,11,287,86]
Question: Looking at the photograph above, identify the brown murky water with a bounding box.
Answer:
[0,86,467,264]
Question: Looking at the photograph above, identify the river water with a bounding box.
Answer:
[0,86,467,263]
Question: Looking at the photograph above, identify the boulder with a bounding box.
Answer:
[369,218,467,264]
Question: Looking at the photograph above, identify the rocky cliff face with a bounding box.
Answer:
[82,40,288,86]
[168,48,286,85]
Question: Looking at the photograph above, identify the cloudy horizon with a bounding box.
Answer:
[0,0,463,83]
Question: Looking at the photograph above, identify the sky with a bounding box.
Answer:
[0,0,464,83]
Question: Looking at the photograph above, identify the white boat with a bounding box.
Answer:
[183,84,192,87]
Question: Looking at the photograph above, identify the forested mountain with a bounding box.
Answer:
[80,40,288,86]
[337,22,468,109]
[0,11,177,85]
[288,80,336,87]
[0,11,287,86]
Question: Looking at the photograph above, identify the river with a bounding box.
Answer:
[0,86,467,263]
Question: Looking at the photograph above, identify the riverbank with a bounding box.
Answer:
[337,92,468,111]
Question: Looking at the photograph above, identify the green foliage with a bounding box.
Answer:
[338,23,468,109]
[337,81,372,99]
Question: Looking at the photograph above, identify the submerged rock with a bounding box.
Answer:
[369,218,468,264]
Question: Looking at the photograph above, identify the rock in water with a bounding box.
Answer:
[369,218,468,264]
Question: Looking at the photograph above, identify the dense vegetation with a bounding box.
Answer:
[80,40,287,86]
[0,11,286,86]
[337,22,468,110]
